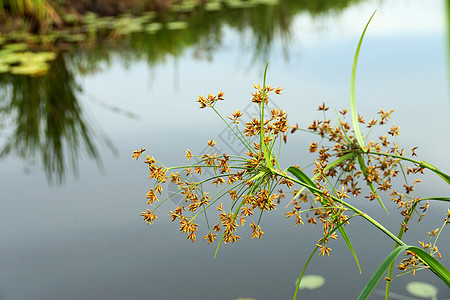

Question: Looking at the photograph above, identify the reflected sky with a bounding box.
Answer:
[0,0,449,299]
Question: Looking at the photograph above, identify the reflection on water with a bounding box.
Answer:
[0,0,370,183]
[0,1,449,299]
[0,54,110,183]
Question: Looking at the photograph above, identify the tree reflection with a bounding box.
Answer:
[0,0,369,183]
[70,0,370,73]
[0,54,109,183]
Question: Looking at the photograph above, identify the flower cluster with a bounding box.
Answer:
[135,84,291,245]
[291,102,446,264]
[133,79,448,287]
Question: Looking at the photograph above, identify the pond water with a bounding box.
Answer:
[0,0,450,299]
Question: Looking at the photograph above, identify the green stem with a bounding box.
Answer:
[211,106,253,152]
[385,203,415,300]
[365,151,450,184]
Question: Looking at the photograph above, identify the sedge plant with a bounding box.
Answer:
[133,12,450,299]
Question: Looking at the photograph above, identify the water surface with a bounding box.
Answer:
[0,0,449,299]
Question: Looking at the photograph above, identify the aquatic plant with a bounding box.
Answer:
[0,0,61,31]
[133,12,449,299]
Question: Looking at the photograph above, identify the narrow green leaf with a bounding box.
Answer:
[409,247,450,287]
[262,142,275,170]
[357,245,450,300]
[350,11,376,150]
[421,160,450,186]
[287,166,318,192]
[248,170,268,182]
[420,197,450,202]
[288,163,361,273]
[290,152,358,204]
[338,226,362,274]
[260,61,269,156]
[326,152,359,171]
[357,155,388,214]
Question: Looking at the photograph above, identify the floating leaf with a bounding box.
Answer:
[116,22,144,34]
[225,0,256,8]
[0,52,23,64]
[166,21,188,30]
[145,23,163,33]
[19,51,57,63]
[205,2,222,11]
[10,62,50,76]
[254,0,279,5]
[296,275,325,290]
[173,0,199,12]
[0,63,10,73]
[3,43,28,52]
[406,282,438,299]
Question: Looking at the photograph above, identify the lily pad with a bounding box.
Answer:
[166,21,188,30]
[205,2,222,11]
[225,0,256,8]
[0,51,56,67]
[0,52,23,64]
[11,62,50,76]
[258,0,279,5]
[22,51,57,62]
[116,23,144,34]
[406,282,438,298]
[3,43,29,52]
[0,63,10,73]
[145,23,163,33]
[173,0,199,12]
[296,275,325,290]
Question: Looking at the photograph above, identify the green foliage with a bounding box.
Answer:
[357,246,450,300]
[1,0,46,21]
[134,11,449,300]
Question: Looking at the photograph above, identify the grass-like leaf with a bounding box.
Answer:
[350,11,376,150]
[287,166,361,274]
[357,245,450,300]
[338,226,361,274]
[287,166,317,191]
[420,161,450,186]
[288,152,359,206]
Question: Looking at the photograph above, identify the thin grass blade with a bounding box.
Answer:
[350,11,376,150]
[287,166,318,192]
[338,226,362,274]
[421,160,450,186]
[288,152,358,207]
[357,245,450,300]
